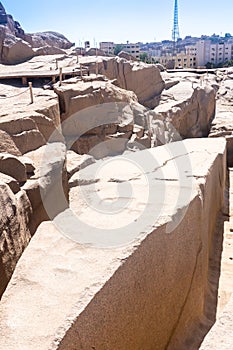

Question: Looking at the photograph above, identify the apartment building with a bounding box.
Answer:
[154,51,197,69]
[99,41,141,59]
[175,52,197,68]
[224,43,233,62]
[196,40,233,66]
[99,42,115,55]
[157,41,233,69]
[185,45,197,56]
[123,42,141,59]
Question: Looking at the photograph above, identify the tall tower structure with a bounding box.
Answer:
[172,0,180,43]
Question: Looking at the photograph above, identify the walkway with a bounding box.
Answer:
[0,66,88,85]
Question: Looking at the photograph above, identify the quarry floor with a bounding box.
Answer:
[216,167,233,316]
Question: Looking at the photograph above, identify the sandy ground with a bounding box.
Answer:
[0,81,57,117]
[0,54,104,74]
[216,168,233,316]
[203,165,233,327]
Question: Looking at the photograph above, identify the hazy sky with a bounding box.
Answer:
[3,0,233,45]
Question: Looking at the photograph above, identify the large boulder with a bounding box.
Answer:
[85,47,106,56]
[25,31,74,49]
[0,2,28,64]
[1,34,34,64]
[0,90,62,155]
[22,142,69,234]
[0,113,48,154]
[0,2,25,37]
[0,153,27,182]
[55,80,139,157]
[118,50,138,61]
[33,45,66,56]
[98,57,165,107]
[150,83,216,142]
[0,2,73,63]
[0,130,21,156]
[0,2,7,25]
[55,80,138,120]
[0,138,226,350]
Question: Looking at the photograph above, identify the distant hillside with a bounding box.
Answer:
[0,2,74,64]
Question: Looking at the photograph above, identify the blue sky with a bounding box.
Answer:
[3,1,233,45]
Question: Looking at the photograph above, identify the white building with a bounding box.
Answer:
[154,51,197,69]
[196,40,233,67]
[99,42,115,55]
[99,41,141,59]
[123,42,141,59]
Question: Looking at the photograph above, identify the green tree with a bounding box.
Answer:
[216,62,224,68]
[223,60,233,67]
[140,53,148,62]
[205,62,214,69]
[114,44,124,56]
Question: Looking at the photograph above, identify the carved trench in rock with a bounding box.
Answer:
[0,74,232,349]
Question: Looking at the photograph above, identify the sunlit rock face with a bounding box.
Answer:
[0,1,73,64]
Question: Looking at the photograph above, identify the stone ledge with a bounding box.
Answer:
[0,138,226,350]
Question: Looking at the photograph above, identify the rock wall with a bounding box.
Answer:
[0,2,73,64]
[0,182,31,297]
[151,83,216,140]
[97,57,165,107]
[1,35,34,64]
[0,138,226,350]
[0,90,62,154]
[24,31,74,50]
[0,142,68,298]
[0,91,68,298]
[55,80,138,157]
[55,80,138,121]
[209,68,233,166]
[54,73,216,158]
